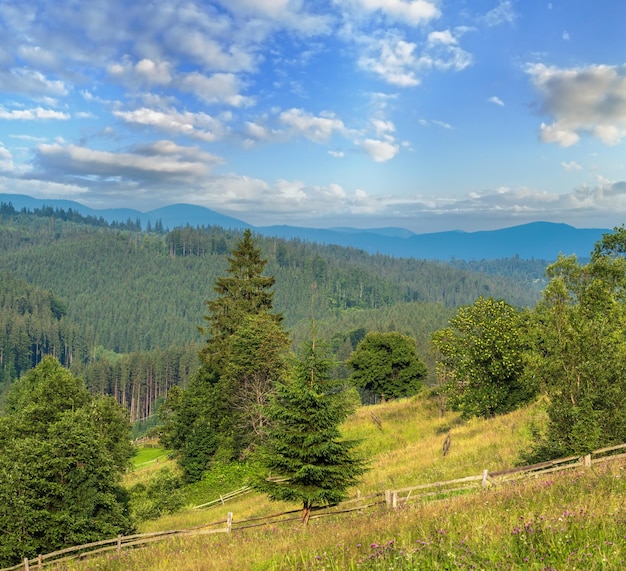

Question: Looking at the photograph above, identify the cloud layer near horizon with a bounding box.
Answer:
[0,0,625,231]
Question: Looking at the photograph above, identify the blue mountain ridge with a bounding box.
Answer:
[0,193,612,261]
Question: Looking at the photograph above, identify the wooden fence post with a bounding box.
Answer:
[482,469,489,487]
[385,490,391,508]
[392,491,398,509]
[227,512,233,533]
[116,534,122,555]
[37,554,42,569]
[23,557,29,571]
[584,454,592,468]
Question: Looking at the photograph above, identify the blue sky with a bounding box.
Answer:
[0,0,625,233]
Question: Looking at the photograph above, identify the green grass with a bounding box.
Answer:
[61,393,626,569]
[131,446,169,469]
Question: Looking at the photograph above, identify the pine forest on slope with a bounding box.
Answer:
[0,207,545,418]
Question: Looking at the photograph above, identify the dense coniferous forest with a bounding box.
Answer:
[0,204,545,418]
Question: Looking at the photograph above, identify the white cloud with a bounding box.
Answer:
[0,144,14,171]
[528,63,626,146]
[0,176,89,199]
[562,161,582,171]
[0,107,70,120]
[483,1,517,27]
[279,108,346,142]
[371,119,396,136]
[35,142,217,184]
[17,45,60,69]
[344,0,440,26]
[328,150,345,158]
[427,30,456,45]
[419,118,452,129]
[360,138,399,161]
[0,68,67,98]
[217,0,332,35]
[112,107,228,142]
[359,37,421,86]
[432,119,452,129]
[488,96,504,106]
[178,72,254,107]
[358,28,472,87]
[562,30,570,41]
[108,58,173,86]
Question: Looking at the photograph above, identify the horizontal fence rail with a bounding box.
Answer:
[5,442,626,571]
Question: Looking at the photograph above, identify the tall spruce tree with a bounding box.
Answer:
[199,228,282,371]
[252,341,367,524]
[163,229,288,478]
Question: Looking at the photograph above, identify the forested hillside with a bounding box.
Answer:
[0,272,78,388]
[0,206,545,418]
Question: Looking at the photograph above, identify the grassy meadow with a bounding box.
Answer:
[59,392,626,570]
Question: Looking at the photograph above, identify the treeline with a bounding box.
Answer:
[0,200,154,232]
[0,216,541,353]
[0,211,546,417]
[71,345,200,421]
[0,273,84,387]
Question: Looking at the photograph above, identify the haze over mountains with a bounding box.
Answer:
[0,193,611,261]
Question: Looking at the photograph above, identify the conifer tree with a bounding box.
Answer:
[163,230,287,477]
[199,228,282,371]
[252,341,367,524]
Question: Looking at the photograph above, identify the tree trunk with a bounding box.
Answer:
[302,505,311,525]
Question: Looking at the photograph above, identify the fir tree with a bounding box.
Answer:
[163,230,287,477]
[199,228,282,371]
[252,341,367,524]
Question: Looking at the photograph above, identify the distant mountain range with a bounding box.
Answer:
[0,193,612,261]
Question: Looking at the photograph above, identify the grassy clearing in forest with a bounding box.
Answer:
[63,462,626,570]
[59,393,626,570]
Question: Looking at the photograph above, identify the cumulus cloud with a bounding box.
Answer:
[112,107,229,142]
[108,58,173,86]
[279,108,346,142]
[0,68,67,98]
[33,141,218,188]
[342,0,440,26]
[360,138,399,161]
[358,37,421,86]
[528,62,626,146]
[357,28,471,86]
[178,72,254,107]
[488,96,504,106]
[0,106,70,120]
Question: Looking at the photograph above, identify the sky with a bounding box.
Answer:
[0,0,625,233]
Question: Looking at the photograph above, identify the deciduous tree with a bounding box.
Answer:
[431,296,534,418]
[526,227,626,459]
[0,357,133,567]
[347,331,427,401]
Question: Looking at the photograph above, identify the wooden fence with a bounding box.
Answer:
[5,442,626,571]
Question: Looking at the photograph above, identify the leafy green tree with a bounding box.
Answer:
[526,227,626,459]
[431,296,535,418]
[252,342,367,524]
[346,331,427,401]
[0,357,133,566]
[220,313,290,451]
[128,467,184,522]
